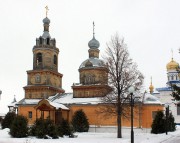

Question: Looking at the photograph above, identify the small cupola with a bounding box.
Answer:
[88,22,100,58]
[149,77,154,94]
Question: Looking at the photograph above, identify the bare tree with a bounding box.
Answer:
[101,33,144,138]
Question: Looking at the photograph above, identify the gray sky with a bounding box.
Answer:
[1,0,180,113]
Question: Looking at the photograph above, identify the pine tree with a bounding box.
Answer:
[151,111,166,134]
[30,118,58,139]
[71,109,89,132]
[10,115,28,138]
[168,113,176,132]
[1,112,16,129]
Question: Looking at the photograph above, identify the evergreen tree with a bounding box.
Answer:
[151,111,166,134]
[71,109,89,132]
[151,111,176,134]
[58,119,73,136]
[168,113,176,132]
[1,112,16,129]
[30,118,58,139]
[171,84,180,101]
[10,115,28,138]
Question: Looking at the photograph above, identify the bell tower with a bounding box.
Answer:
[24,7,65,99]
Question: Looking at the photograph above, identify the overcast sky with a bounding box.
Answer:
[1,0,180,113]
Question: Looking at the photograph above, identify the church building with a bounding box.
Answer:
[155,56,180,124]
[13,10,163,129]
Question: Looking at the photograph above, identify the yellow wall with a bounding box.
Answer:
[68,104,164,128]
[18,103,163,128]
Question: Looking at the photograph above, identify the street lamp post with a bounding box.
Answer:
[165,104,169,135]
[128,86,135,143]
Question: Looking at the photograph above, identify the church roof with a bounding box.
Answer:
[49,93,101,105]
[166,58,179,70]
[79,57,105,69]
[142,93,162,104]
[88,36,100,49]
[156,87,172,91]
[42,31,51,39]
[15,92,162,108]
[49,92,162,105]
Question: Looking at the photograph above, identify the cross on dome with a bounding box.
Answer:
[45,6,49,17]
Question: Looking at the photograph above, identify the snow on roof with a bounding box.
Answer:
[50,93,102,105]
[8,102,18,107]
[49,92,163,105]
[17,98,41,105]
[156,87,172,91]
[48,101,69,110]
[143,93,162,104]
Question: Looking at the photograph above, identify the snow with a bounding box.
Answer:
[54,93,102,105]
[48,101,69,110]
[143,93,162,104]
[0,126,180,143]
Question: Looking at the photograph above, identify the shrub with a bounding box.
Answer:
[151,111,176,134]
[10,115,28,138]
[71,109,89,132]
[168,113,176,132]
[59,119,73,136]
[151,111,165,134]
[31,118,58,139]
[1,112,16,129]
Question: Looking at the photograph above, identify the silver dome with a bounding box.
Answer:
[42,31,51,39]
[88,37,100,49]
[43,17,50,24]
[79,57,105,69]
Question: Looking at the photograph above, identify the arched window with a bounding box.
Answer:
[84,74,95,84]
[36,53,42,66]
[54,55,57,65]
[39,37,42,44]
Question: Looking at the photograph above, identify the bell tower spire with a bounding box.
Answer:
[24,7,65,99]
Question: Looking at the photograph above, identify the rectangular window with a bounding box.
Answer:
[28,111,32,118]
[177,104,180,115]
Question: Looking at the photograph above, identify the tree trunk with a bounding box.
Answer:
[117,112,122,138]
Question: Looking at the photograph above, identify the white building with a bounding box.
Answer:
[154,57,180,124]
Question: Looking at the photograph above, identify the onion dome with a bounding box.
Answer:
[43,17,50,24]
[149,84,154,94]
[79,58,104,69]
[166,58,179,70]
[149,77,154,94]
[42,17,51,39]
[88,22,100,49]
[88,36,100,49]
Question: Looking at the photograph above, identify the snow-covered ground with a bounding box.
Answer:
[0,126,180,143]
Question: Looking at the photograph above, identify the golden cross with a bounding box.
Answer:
[45,6,49,17]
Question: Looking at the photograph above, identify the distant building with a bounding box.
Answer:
[8,95,18,113]
[155,57,180,123]
[13,10,163,128]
